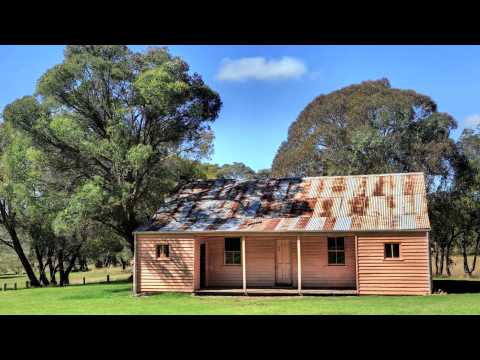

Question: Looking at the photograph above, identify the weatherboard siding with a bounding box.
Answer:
[245,237,277,287]
[136,234,195,293]
[204,237,243,287]
[135,231,431,295]
[357,232,430,295]
[297,236,356,289]
[202,235,355,289]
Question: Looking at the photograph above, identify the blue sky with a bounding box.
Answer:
[1,45,479,171]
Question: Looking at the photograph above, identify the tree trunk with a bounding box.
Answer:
[445,244,452,276]
[470,237,480,274]
[47,257,57,285]
[10,230,40,286]
[59,270,69,286]
[35,246,50,286]
[119,257,127,271]
[126,231,134,281]
[57,250,66,286]
[127,231,134,254]
[463,236,480,276]
[79,256,89,272]
[60,252,80,286]
[0,201,41,287]
[439,246,444,275]
[461,239,471,276]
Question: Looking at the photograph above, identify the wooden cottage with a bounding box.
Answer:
[133,172,432,296]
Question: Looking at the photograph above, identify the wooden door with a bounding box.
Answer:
[276,239,292,286]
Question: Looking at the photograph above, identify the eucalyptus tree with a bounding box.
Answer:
[0,123,88,286]
[3,45,222,252]
[271,79,457,190]
[455,128,480,275]
[0,125,41,286]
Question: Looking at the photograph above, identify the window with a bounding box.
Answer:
[224,238,241,265]
[156,244,170,259]
[328,237,345,265]
[384,243,400,259]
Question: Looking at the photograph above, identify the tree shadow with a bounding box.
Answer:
[433,279,480,294]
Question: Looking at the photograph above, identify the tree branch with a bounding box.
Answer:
[0,237,14,249]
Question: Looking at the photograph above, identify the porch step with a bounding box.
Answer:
[194,288,357,296]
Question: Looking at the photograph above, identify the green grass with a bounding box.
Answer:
[0,266,131,289]
[2,281,480,314]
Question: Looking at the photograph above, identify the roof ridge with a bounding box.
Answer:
[304,172,425,179]
[186,172,425,183]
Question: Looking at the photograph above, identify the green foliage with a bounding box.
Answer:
[3,45,222,250]
[195,162,270,180]
[458,128,480,184]
[271,79,457,186]
[255,168,272,179]
[216,162,256,180]
[53,177,106,235]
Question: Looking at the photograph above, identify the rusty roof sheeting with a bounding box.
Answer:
[136,173,430,233]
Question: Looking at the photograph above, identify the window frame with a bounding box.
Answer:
[327,237,346,266]
[224,237,242,266]
[156,243,170,260]
[384,242,401,260]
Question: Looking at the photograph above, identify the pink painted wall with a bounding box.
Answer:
[136,234,194,293]
[202,235,356,289]
[357,232,430,295]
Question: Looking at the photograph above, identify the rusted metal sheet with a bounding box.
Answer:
[137,173,430,232]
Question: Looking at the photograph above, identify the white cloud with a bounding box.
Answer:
[464,114,480,129]
[216,56,307,82]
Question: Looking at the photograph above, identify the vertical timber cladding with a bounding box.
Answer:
[136,234,195,293]
[357,231,431,295]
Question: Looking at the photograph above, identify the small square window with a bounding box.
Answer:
[384,243,400,259]
[327,237,345,265]
[224,238,241,265]
[156,244,170,259]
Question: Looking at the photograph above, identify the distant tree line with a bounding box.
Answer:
[195,162,271,180]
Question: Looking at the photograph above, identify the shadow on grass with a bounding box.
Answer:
[433,279,480,294]
[57,280,133,300]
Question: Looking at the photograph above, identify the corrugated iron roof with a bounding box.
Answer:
[136,172,430,233]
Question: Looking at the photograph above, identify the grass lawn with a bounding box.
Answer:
[0,266,132,290]
[1,281,480,314]
[1,256,480,315]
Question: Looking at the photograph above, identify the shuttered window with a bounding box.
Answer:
[224,238,241,265]
[328,237,345,265]
[156,244,170,259]
[384,243,400,258]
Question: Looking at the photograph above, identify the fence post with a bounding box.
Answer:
[14,282,17,290]
[83,277,86,285]
[107,275,110,283]
[26,281,29,289]
[3,283,6,291]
